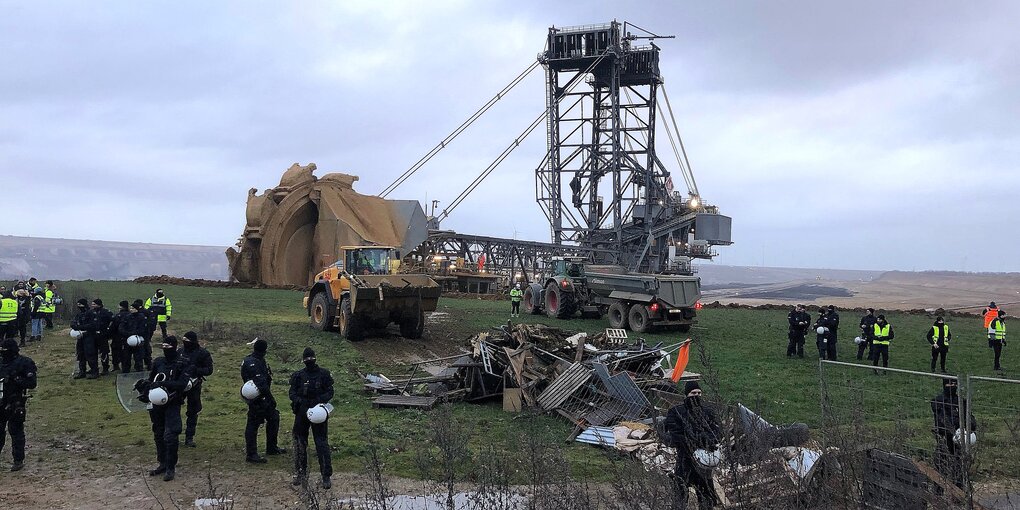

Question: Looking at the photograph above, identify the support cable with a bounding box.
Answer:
[660,84,699,196]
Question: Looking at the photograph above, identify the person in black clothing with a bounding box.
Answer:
[180,331,213,448]
[857,308,877,360]
[13,290,31,347]
[143,300,157,369]
[663,381,721,510]
[70,299,95,379]
[289,347,334,489]
[109,301,131,372]
[813,308,835,360]
[43,281,56,329]
[872,315,894,370]
[926,316,952,373]
[826,304,840,344]
[931,378,977,488]
[0,339,38,472]
[989,311,1007,371]
[89,299,114,375]
[242,338,286,463]
[786,304,810,358]
[135,335,194,482]
[120,300,149,373]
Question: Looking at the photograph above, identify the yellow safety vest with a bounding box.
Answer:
[930,325,950,346]
[40,289,56,313]
[873,323,892,345]
[145,296,172,322]
[0,298,17,323]
[991,320,1006,341]
[509,289,523,302]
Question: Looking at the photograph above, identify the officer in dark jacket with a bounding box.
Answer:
[70,299,95,379]
[109,301,131,372]
[90,299,114,375]
[0,339,37,472]
[786,304,810,358]
[857,308,877,360]
[242,339,286,463]
[135,335,194,482]
[926,316,952,373]
[663,381,721,509]
[813,308,836,360]
[180,331,213,447]
[289,347,334,489]
[13,290,31,347]
[931,378,977,488]
[119,300,149,373]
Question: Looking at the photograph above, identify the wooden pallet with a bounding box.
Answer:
[371,395,439,410]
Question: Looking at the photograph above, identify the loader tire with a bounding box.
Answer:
[544,282,575,320]
[608,302,630,329]
[400,308,425,339]
[628,305,651,333]
[309,292,337,332]
[338,297,364,341]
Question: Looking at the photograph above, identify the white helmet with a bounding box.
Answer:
[816,327,828,335]
[148,387,170,406]
[692,448,722,469]
[853,336,865,345]
[241,380,260,400]
[515,283,521,290]
[184,378,197,393]
[954,428,977,446]
[70,329,83,339]
[127,335,144,347]
[306,403,334,424]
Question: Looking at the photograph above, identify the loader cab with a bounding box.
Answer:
[343,247,396,276]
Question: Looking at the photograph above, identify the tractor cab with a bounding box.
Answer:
[550,257,586,280]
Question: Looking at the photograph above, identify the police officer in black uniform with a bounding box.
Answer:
[70,299,95,379]
[0,339,37,472]
[242,338,286,463]
[289,347,334,489]
[135,335,194,481]
[663,381,721,509]
[109,301,131,372]
[857,308,877,360]
[181,331,214,448]
[786,304,810,358]
[120,300,149,373]
[90,299,114,375]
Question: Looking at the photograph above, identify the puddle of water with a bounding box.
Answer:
[338,491,528,510]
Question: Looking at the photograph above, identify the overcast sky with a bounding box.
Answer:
[4,1,1018,272]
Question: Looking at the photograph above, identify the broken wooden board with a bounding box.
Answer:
[371,395,439,410]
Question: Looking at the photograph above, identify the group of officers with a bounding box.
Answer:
[786,302,1008,373]
[68,289,173,379]
[0,279,58,345]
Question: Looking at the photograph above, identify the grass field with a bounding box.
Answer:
[20,281,1020,487]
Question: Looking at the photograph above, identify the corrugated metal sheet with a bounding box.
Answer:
[537,363,592,410]
[575,426,616,446]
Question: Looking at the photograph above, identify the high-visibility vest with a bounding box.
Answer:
[984,308,999,328]
[873,324,892,345]
[990,320,1006,341]
[0,298,18,323]
[145,296,172,322]
[40,289,56,313]
[509,289,523,302]
[931,324,951,346]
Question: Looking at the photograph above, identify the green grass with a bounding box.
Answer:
[25,281,1020,481]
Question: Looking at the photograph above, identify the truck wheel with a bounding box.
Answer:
[399,308,425,339]
[608,302,630,329]
[524,284,543,315]
[545,282,575,319]
[309,293,337,332]
[628,305,651,333]
[338,297,364,341]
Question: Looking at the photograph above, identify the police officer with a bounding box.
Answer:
[813,307,835,360]
[145,289,172,340]
[509,283,523,317]
[0,292,18,341]
[872,315,894,370]
[930,378,977,488]
[0,339,37,472]
[119,300,149,373]
[825,305,840,346]
[786,304,810,358]
[180,331,213,448]
[136,335,194,482]
[241,339,286,463]
[926,316,952,373]
[70,299,95,379]
[90,299,114,375]
[663,381,721,510]
[109,301,131,372]
[13,289,31,347]
[289,347,334,489]
[988,310,1007,371]
[857,308,877,360]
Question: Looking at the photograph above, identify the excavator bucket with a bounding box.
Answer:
[227,163,428,286]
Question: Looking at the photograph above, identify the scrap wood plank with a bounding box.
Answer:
[537,363,592,411]
[371,395,438,410]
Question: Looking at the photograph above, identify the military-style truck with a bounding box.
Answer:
[304,246,441,340]
[522,257,700,333]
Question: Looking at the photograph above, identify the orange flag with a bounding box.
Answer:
[670,339,692,383]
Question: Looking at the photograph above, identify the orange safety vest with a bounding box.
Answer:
[984,307,999,328]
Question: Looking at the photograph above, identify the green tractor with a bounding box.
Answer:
[522,257,602,319]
